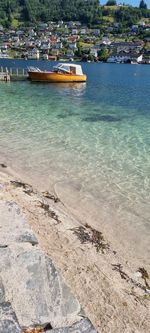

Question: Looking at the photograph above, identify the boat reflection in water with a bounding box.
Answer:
[28,63,87,83]
[30,79,86,97]
[51,81,86,95]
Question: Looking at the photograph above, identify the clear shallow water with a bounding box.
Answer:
[0,60,150,256]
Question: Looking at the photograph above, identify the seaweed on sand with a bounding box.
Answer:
[23,323,52,332]
[112,263,129,280]
[0,163,7,168]
[112,264,150,293]
[10,181,60,201]
[23,327,44,333]
[10,180,34,195]
[42,191,60,203]
[138,267,150,289]
[11,180,29,188]
[71,223,109,253]
[38,201,61,224]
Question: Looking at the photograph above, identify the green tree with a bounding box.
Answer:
[98,48,109,61]
[0,0,149,28]
[139,0,147,9]
[106,0,117,6]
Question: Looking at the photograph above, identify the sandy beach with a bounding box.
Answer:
[0,164,150,333]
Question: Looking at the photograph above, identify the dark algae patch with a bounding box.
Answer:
[83,114,123,123]
[72,223,109,253]
[42,191,60,203]
[112,264,150,294]
[11,181,61,202]
[38,201,61,224]
[11,180,34,196]
[138,267,150,289]
[0,163,7,168]
[23,322,53,332]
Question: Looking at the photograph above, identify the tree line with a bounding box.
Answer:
[0,0,149,28]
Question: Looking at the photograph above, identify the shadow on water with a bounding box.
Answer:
[57,112,80,119]
[57,112,127,122]
[82,114,123,123]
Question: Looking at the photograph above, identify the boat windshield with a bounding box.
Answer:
[53,64,71,74]
[53,64,83,75]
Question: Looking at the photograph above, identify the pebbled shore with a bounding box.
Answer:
[0,169,150,333]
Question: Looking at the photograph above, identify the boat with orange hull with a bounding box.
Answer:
[28,63,87,83]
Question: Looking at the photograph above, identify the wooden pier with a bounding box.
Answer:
[0,70,10,82]
[0,67,28,81]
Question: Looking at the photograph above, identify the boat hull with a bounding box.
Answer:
[28,71,87,82]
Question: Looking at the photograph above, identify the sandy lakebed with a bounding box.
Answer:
[0,165,150,333]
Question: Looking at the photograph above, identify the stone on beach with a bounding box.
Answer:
[0,302,21,333]
[0,246,82,328]
[0,200,97,332]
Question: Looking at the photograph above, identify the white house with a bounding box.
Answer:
[27,48,40,60]
[55,42,63,49]
[101,37,111,45]
[90,48,98,57]
[107,52,143,63]
[111,41,143,53]
[68,42,77,49]
[139,21,145,27]
[80,28,87,35]
[40,41,51,51]
[72,29,78,35]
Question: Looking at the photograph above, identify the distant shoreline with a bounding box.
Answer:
[0,57,150,66]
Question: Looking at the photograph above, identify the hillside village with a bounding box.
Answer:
[0,3,150,64]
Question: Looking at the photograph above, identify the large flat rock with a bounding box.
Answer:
[0,200,97,332]
[0,245,82,329]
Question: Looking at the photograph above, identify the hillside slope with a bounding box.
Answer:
[0,0,149,28]
[0,0,100,26]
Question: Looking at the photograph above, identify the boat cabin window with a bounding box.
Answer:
[53,64,83,75]
[70,66,76,74]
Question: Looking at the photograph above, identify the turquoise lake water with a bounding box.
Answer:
[0,60,150,258]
